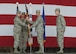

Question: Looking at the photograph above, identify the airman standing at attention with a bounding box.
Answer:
[55,8,66,54]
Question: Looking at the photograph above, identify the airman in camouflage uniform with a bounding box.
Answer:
[55,8,66,54]
[19,12,29,53]
[30,10,44,53]
[19,12,33,53]
[13,11,28,53]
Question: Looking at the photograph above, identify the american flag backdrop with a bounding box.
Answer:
[0,0,76,48]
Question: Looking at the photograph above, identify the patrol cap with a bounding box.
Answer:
[36,10,40,13]
[55,8,60,12]
[22,12,25,15]
[16,11,21,14]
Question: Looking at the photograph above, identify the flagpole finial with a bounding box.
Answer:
[16,2,19,5]
[43,2,45,4]
[29,2,32,5]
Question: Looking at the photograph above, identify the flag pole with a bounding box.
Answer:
[29,2,32,54]
[16,2,19,12]
[28,24,32,54]
[42,3,45,54]
[43,8,45,54]
[25,2,31,54]
[25,2,33,54]
[42,0,46,54]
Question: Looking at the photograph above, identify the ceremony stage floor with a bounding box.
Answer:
[0,47,76,54]
[0,53,76,54]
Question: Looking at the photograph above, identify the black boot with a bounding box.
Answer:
[20,49,23,53]
[23,48,26,53]
[14,48,20,53]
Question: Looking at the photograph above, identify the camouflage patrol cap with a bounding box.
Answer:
[36,10,40,13]
[55,8,60,12]
[22,12,25,15]
[16,11,21,14]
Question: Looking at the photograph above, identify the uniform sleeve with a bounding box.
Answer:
[28,18,34,24]
[60,16,66,31]
[14,17,16,22]
[24,18,34,24]
[28,20,34,24]
[17,18,28,27]
[30,18,40,28]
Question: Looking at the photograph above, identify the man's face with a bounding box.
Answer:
[55,11,60,16]
[22,15,25,18]
[17,13,21,17]
[36,12,40,16]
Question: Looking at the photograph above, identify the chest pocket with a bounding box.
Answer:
[14,26,21,32]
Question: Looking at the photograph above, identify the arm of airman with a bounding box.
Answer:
[25,17,34,24]
[16,17,28,27]
[27,20,33,24]
[60,16,66,32]
[30,18,40,29]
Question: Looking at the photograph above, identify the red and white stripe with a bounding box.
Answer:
[0,0,76,47]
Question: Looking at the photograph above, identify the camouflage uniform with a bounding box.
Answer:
[13,12,27,53]
[19,17,28,52]
[19,12,33,53]
[56,14,66,53]
[31,15,44,53]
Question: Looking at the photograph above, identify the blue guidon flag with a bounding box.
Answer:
[42,4,46,42]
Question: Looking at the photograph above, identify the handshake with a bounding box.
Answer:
[26,16,33,29]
